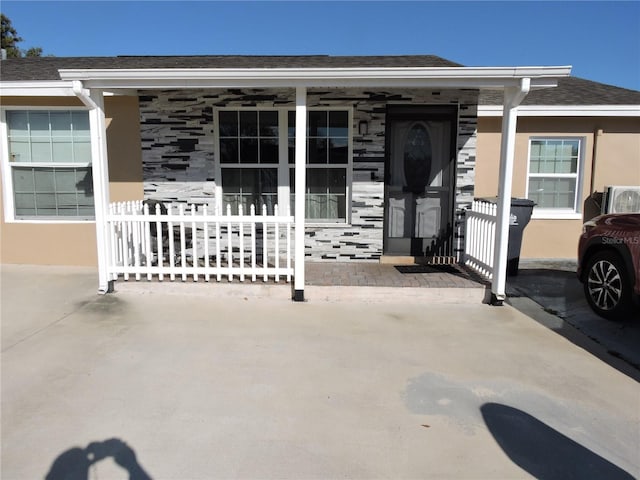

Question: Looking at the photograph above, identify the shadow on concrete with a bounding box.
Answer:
[506,266,640,383]
[481,402,634,480]
[45,438,152,480]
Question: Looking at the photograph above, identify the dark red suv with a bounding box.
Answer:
[578,214,640,319]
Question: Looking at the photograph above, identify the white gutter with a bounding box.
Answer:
[0,80,76,97]
[58,65,572,90]
[479,104,640,117]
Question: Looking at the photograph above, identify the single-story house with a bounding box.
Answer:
[1,55,638,301]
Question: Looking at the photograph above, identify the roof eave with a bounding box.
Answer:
[56,65,572,90]
[0,81,76,96]
[478,104,640,117]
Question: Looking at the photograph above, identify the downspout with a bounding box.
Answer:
[491,77,530,305]
[590,128,603,196]
[72,80,99,110]
[71,80,113,294]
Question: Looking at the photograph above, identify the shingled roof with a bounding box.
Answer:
[0,54,463,82]
[479,76,640,106]
[2,55,637,106]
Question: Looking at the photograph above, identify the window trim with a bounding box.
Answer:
[1,106,95,223]
[214,106,353,224]
[525,136,585,219]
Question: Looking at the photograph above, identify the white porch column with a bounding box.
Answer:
[88,89,112,294]
[491,78,530,305]
[293,86,307,301]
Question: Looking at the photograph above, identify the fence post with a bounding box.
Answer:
[155,203,164,282]
[239,204,245,282]
[143,203,152,281]
[262,204,268,282]
[203,204,210,282]
[251,204,257,282]
[226,204,233,282]
[179,204,187,282]
[215,204,221,282]
[168,204,176,281]
[191,205,198,282]
[132,202,141,281]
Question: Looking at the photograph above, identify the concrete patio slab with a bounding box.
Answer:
[1,264,639,479]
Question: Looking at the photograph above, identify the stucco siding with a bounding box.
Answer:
[105,96,145,202]
[0,95,143,266]
[476,116,640,259]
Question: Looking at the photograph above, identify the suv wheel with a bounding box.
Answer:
[583,251,632,320]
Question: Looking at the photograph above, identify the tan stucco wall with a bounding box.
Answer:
[476,116,640,259]
[103,96,144,202]
[0,95,143,266]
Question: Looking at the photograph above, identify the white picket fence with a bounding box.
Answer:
[107,201,294,283]
[464,199,497,280]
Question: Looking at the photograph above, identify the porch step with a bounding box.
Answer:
[112,280,489,304]
[111,261,489,304]
[305,285,489,304]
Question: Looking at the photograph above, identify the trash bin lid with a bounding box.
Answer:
[476,196,498,204]
[510,198,536,207]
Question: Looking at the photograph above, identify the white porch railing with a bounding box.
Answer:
[107,201,294,283]
[463,199,497,280]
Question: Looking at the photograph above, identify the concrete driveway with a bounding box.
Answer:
[2,265,639,479]
[506,260,640,375]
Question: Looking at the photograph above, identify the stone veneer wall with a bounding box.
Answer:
[138,88,478,262]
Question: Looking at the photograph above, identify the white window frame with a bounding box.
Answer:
[215,109,281,215]
[214,106,353,224]
[525,136,585,220]
[1,106,95,223]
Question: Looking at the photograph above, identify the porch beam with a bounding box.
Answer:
[491,78,530,305]
[293,87,307,301]
[87,88,113,294]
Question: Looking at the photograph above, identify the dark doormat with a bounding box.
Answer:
[394,264,489,285]
[395,264,461,275]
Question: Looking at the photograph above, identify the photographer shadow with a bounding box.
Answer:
[45,438,152,480]
[481,403,634,479]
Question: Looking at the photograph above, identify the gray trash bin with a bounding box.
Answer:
[478,197,536,276]
[507,198,535,276]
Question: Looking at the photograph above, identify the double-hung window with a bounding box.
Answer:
[526,138,583,216]
[2,109,94,221]
[216,108,351,222]
[288,110,349,222]
[218,110,279,214]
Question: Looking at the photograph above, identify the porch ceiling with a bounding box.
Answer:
[56,65,572,90]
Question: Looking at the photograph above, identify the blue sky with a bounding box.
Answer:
[2,1,639,90]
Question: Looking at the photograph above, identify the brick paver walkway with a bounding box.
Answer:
[305,262,487,288]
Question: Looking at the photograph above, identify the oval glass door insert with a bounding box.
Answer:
[403,123,432,192]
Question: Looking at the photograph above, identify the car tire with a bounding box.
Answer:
[583,250,632,320]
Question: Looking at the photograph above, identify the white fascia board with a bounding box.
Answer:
[478,104,640,117]
[58,65,572,90]
[0,81,129,98]
[0,81,76,96]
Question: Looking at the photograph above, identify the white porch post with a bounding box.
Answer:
[88,89,112,294]
[293,86,307,301]
[491,78,530,305]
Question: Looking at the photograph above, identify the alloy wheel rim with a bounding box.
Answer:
[587,260,622,311]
